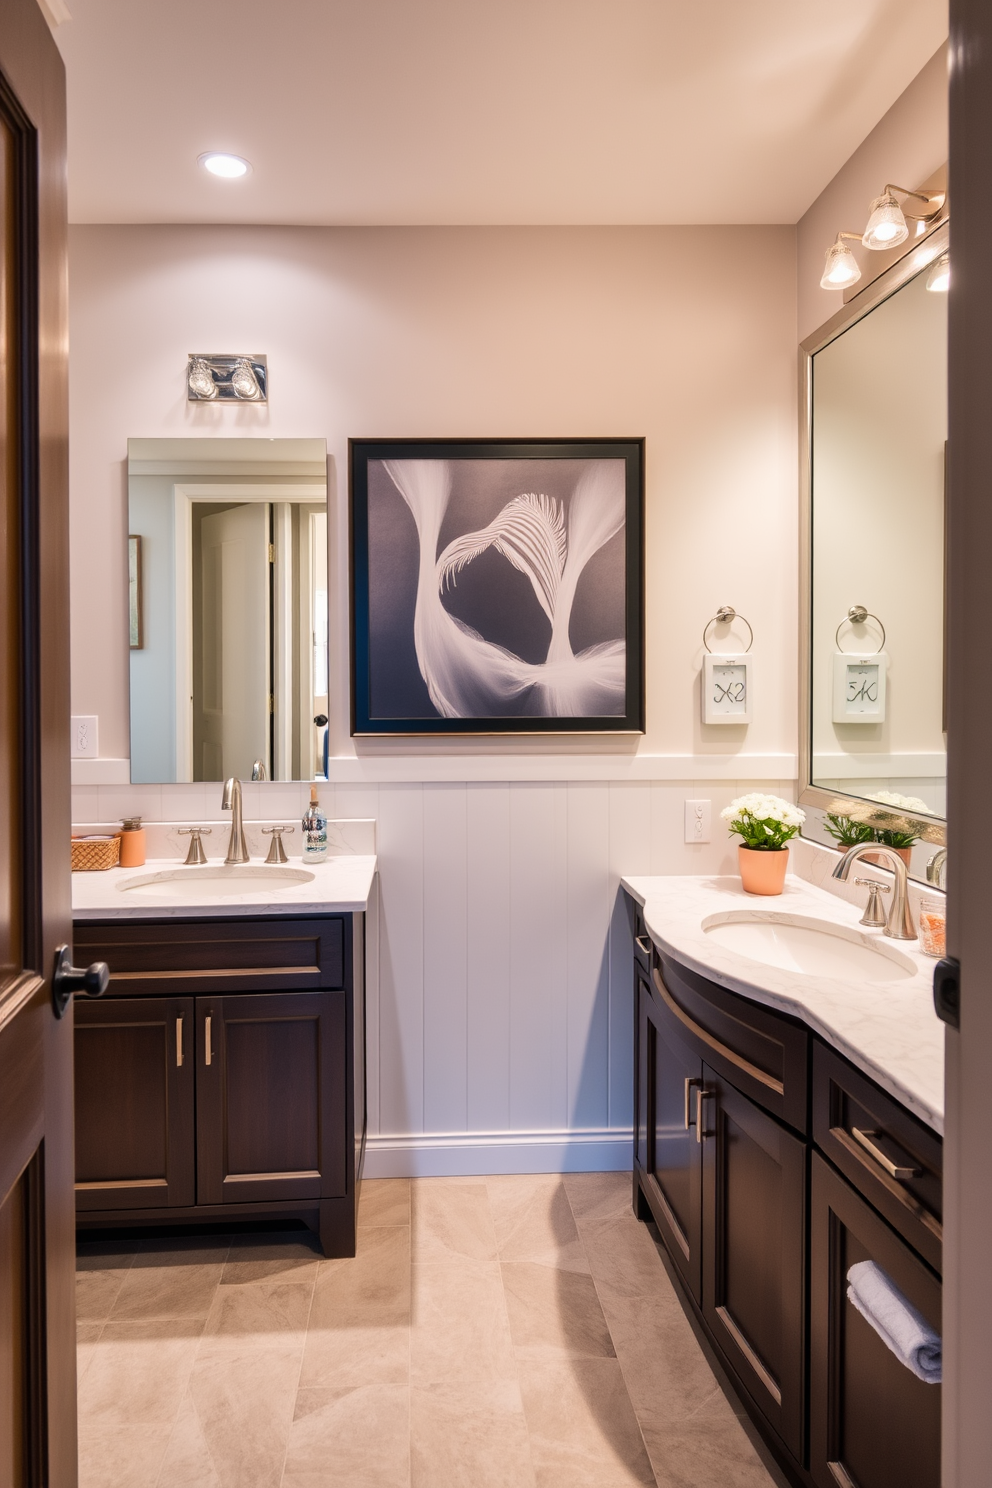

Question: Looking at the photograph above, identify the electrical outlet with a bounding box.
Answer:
[70,715,99,759]
[684,799,711,844]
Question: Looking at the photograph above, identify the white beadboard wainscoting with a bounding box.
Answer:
[71,774,794,1177]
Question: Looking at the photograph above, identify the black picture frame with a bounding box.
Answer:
[349,438,644,736]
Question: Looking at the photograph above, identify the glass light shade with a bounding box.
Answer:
[820,240,862,291]
[230,358,261,399]
[926,253,950,293]
[187,357,217,399]
[198,152,250,179]
[862,193,909,250]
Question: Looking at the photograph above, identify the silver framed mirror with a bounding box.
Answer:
[127,437,328,784]
[799,222,948,872]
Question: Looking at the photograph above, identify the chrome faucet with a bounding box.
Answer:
[221,777,250,864]
[926,848,947,889]
[251,758,267,781]
[832,843,916,940]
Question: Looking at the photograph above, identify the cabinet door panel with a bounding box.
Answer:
[810,1153,940,1488]
[74,997,195,1210]
[637,969,703,1301]
[196,991,346,1205]
[702,1068,805,1459]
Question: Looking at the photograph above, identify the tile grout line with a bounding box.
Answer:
[561,1179,663,1488]
[277,1250,321,1488]
[483,1175,541,1488]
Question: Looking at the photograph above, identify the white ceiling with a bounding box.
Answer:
[55,0,947,227]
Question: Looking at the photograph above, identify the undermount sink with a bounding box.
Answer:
[117,865,316,900]
[701,912,916,983]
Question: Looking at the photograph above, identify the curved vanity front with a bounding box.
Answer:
[72,855,376,1257]
[621,874,944,1488]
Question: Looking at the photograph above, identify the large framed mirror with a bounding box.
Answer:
[128,438,328,783]
[800,223,948,876]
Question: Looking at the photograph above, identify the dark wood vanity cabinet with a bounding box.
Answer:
[810,1154,941,1488]
[701,1068,806,1459]
[72,914,365,1256]
[631,909,943,1488]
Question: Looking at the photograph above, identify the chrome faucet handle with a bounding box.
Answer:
[855,876,890,928]
[262,825,294,865]
[251,759,267,781]
[926,848,947,889]
[178,826,211,866]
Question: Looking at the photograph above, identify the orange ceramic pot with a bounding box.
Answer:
[738,845,789,896]
[863,846,913,869]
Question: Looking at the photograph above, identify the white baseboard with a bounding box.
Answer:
[362,1127,634,1179]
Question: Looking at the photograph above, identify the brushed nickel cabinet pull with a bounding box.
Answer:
[205,1014,212,1066]
[635,934,651,956]
[695,1086,711,1144]
[851,1127,918,1181]
[684,1076,701,1130]
[176,1016,183,1067]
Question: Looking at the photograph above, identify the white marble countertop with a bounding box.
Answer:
[72,855,377,920]
[622,873,945,1134]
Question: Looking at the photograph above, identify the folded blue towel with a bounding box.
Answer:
[847,1260,941,1383]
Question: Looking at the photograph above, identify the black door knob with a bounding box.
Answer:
[313,714,328,728]
[52,944,109,1020]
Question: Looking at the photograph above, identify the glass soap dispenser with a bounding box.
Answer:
[302,786,328,862]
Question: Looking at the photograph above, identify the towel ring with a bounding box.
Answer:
[835,605,886,655]
[703,606,753,654]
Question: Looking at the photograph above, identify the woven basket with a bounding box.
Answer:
[71,835,121,872]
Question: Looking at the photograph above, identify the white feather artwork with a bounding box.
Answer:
[381,458,626,719]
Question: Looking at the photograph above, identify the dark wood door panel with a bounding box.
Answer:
[656,954,808,1132]
[810,1153,941,1488]
[702,1067,806,1461]
[637,969,703,1301]
[74,997,195,1210]
[813,1040,942,1273]
[196,991,346,1205]
[75,916,345,995]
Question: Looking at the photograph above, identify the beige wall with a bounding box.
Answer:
[68,223,798,774]
[798,44,948,344]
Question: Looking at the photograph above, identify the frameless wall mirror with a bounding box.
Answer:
[128,438,328,784]
[801,224,948,875]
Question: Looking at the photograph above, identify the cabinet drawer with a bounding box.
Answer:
[74,917,345,996]
[655,953,809,1133]
[813,1041,942,1273]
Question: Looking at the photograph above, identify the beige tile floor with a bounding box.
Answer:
[75,1172,785,1488]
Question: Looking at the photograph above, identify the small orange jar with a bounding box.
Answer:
[118,817,146,867]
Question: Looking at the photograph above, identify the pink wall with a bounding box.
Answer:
[68,223,798,771]
[798,45,948,343]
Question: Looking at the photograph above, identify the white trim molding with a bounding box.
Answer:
[362,1127,634,1179]
[328,753,797,785]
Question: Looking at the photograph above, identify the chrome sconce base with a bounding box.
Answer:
[187,354,268,402]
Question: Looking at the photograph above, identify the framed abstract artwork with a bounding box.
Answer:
[349,438,644,735]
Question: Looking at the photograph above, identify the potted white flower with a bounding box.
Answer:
[721,794,805,896]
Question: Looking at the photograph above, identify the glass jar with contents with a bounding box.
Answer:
[918,897,946,958]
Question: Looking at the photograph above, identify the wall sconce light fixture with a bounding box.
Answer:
[820,233,864,291]
[186,354,268,402]
[820,181,946,290]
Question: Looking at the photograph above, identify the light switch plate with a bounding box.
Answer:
[70,715,99,758]
[684,799,711,844]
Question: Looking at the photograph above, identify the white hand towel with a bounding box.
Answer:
[847,1259,941,1383]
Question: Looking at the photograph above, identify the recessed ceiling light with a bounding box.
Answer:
[198,152,251,180]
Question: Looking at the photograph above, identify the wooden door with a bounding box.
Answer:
[635,968,703,1302]
[196,991,346,1205]
[0,4,75,1484]
[701,1067,806,1460]
[810,1153,941,1488]
[74,998,195,1211]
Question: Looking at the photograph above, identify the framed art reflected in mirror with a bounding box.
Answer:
[349,438,645,736]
